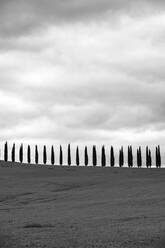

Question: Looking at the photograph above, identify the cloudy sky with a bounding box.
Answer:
[0,0,165,153]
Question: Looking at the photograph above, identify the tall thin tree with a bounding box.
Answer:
[139,146,142,167]
[128,146,133,167]
[128,146,130,167]
[4,142,8,162]
[59,145,63,166]
[148,149,152,168]
[68,144,71,166]
[146,146,149,168]
[137,149,139,167]
[158,145,161,168]
[92,145,97,167]
[101,146,106,167]
[76,146,80,166]
[27,145,31,164]
[156,147,158,168]
[130,146,133,167]
[110,146,115,167]
[19,144,23,163]
[119,146,124,167]
[35,145,39,164]
[11,143,15,163]
[156,146,161,168]
[137,146,142,168]
[84,146,88,166]
[51,146,55,165]
[43,145,47,165]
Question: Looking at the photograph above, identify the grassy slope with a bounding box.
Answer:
[0,162,165,248]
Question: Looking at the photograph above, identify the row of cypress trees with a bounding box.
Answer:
[3,142,162,167]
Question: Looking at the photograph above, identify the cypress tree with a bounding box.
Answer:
[4,142,8,162]
[101,146,106,167]
[51,146,55,165]
[119,146,124,167]
[156,147,158,168]
[84,146,88,166]
[122,146,124,167]
[43,145,47,165]
[27,145,31,164]
[137,149,139,167]
[110,146,115,167]
[137,146,142,168]
[156,146,161,168]
[128,146,133,167]
[139,146,142,168]
[68,144,71,166]
[158,145,161,168]
[130,146,133,167]
[11,143,15,163]
[146,146,149,168]
[35,145,39,164]
[92,145,97,167]
[128,146,130,167]
[19,144,23,163]
[76,146,80,166]
[149,149,152,168]
[59,145,63,166]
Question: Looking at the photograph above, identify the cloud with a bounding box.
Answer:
[0,1,165,151]
[0,0,165,38]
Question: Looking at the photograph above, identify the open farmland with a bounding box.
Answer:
[0,162,165,248]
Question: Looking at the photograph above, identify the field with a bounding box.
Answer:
[0,162,165,248]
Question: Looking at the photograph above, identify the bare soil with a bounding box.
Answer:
[0,162,165,248]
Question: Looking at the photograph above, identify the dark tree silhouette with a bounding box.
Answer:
[119,146,124,167]
[128,146,133,167]
[51,146,55,165]
[92,145,97,167]
[130,146,133,167]
[137,149,139,167]
[158,145,161,168]
[43,145,47,165]
[137,146,142,168]
[11,143,15,163]
[59,145,63,166]
[19,144,23,163]
[158,146,161,168]
[156,147,158,168]
[35,145,39,164]
[146,146,149,168]
[76,146,80,166]
[156,146,161,168]
[27,145,31,164]
[4,142,8,162]
[128,146,130,167]
[139,146,142,167]
[110,146,115,167]
[148,149,152,168]
[84,146,88,166]
[68,144,71,166]
[101,146,106,167]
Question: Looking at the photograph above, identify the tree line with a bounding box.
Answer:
[3,142,162,168]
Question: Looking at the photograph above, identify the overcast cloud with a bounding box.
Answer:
[0,0,165,156]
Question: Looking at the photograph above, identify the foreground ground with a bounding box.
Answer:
[0,162,165,248]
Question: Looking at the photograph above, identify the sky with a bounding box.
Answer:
[0,0,165,162]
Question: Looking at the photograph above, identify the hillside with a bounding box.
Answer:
[0,162,165,248]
